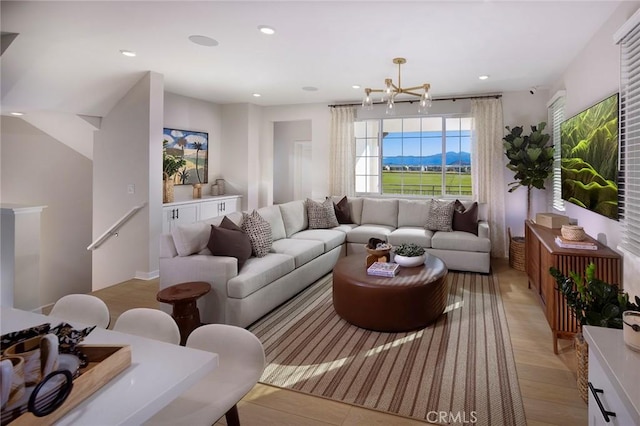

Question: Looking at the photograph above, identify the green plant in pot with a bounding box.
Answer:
[503,122,554,219]
[163,140,186,203]
[393,243,426,267]
[550,263,640,402]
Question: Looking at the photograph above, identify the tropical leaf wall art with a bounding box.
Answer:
[162,128,208,185]
[560,93,619,220]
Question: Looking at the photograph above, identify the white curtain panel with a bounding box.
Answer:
[471,98,507,258]
[329,106,356,197]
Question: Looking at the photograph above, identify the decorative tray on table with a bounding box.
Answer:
[2,345,131,425]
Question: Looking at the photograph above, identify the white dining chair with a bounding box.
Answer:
[48,294,111,328]
[113,308,180,345]
[145,324,265,426]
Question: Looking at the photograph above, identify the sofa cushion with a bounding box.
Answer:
[361,198,398,228]
[207,217,252,270]
[172,216,224,257]
[256,205,287,241]
[291,229,346,252]
[431,231,491,253]
[270,238,324,268]
[333,196,352,224]
[242,210,273,257]
[279,200,308,237]
[346,224,395,244]
[227,253,295,298]
[452,200,479,235]
[425,199,454,232]
[388,227,434,248]
[398,199,430,227]
[306,198,339,229]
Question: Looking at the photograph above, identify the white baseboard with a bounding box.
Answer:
[135,270,159,280]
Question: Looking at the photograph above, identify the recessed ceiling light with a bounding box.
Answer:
[120,50,136,57]
[478,75,489,80]
[352,85,361,89]
[188,35,219,47]
[252,93,261,97]
[10,112,24,116]
[302,86,318,92]
[258,25,275,35]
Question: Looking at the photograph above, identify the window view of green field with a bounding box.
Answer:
[355,117,472,196]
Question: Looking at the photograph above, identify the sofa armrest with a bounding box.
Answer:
[160,234,178,258]
[159,255,239,324]
[478,220,490,239]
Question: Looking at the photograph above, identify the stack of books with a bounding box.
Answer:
[554,236,598,250]
[367,262,399,277]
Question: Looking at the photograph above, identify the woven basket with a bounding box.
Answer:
[508,228,526,272]
[575,332,589,403]
[561,225,586,241]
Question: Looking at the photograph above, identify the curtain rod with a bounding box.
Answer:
[328,93,502,108]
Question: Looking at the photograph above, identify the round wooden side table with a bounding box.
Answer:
[156,281,211,345]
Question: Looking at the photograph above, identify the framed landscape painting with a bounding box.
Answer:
[163,128,208,185]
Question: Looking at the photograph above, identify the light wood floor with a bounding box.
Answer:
[89,258,586,425]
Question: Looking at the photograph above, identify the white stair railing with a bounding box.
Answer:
[87,203,146,251]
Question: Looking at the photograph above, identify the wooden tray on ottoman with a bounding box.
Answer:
[10,345,131,426]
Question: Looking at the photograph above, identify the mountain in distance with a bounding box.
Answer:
[382,151,471,166]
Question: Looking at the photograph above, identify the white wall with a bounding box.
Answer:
[261,104,331,206]
[163,92,223,201]
[0,116,92,306]
[273,120,312,204]
[549,1,640,298]
[92,72,163,290]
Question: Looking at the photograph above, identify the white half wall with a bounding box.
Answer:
[0,116,92,306]
[92,72,163,290]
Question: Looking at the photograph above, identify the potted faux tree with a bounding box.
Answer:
[393,243,426,267]
[551,264,640,402]
[503,122,554,219]
[163,140,186,203]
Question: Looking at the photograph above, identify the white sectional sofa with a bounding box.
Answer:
[159,197,491,328]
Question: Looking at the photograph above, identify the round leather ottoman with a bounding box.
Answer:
[332,254,448,332]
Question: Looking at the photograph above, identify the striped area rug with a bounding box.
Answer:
[249,271,526,426]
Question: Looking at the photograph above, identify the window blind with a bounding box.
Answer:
[620,22,640,256]
[549,95,565,211]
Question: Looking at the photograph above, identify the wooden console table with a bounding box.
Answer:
[524,220,622,354]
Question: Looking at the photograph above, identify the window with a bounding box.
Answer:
[354,116,472,197]
[619,18,640,256]
[548,92,566,211]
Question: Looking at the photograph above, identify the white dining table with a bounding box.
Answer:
[1,307,218,425]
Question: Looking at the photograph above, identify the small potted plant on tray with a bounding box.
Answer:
[393,243,426,267]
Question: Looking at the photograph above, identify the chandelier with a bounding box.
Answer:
[362,57,432,115]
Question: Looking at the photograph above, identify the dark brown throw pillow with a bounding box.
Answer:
[207,217,252,270]
[452,200,479,235]
[333,196,352,224]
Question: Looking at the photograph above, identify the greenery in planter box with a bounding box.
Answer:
[393,243,425,257]
[550,263,640,328]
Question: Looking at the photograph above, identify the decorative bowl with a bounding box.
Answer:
[561,225,586,241]
[366,246,391,257]
[393,254,426,267]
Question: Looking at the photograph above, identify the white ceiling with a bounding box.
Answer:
[0,1,624,118]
